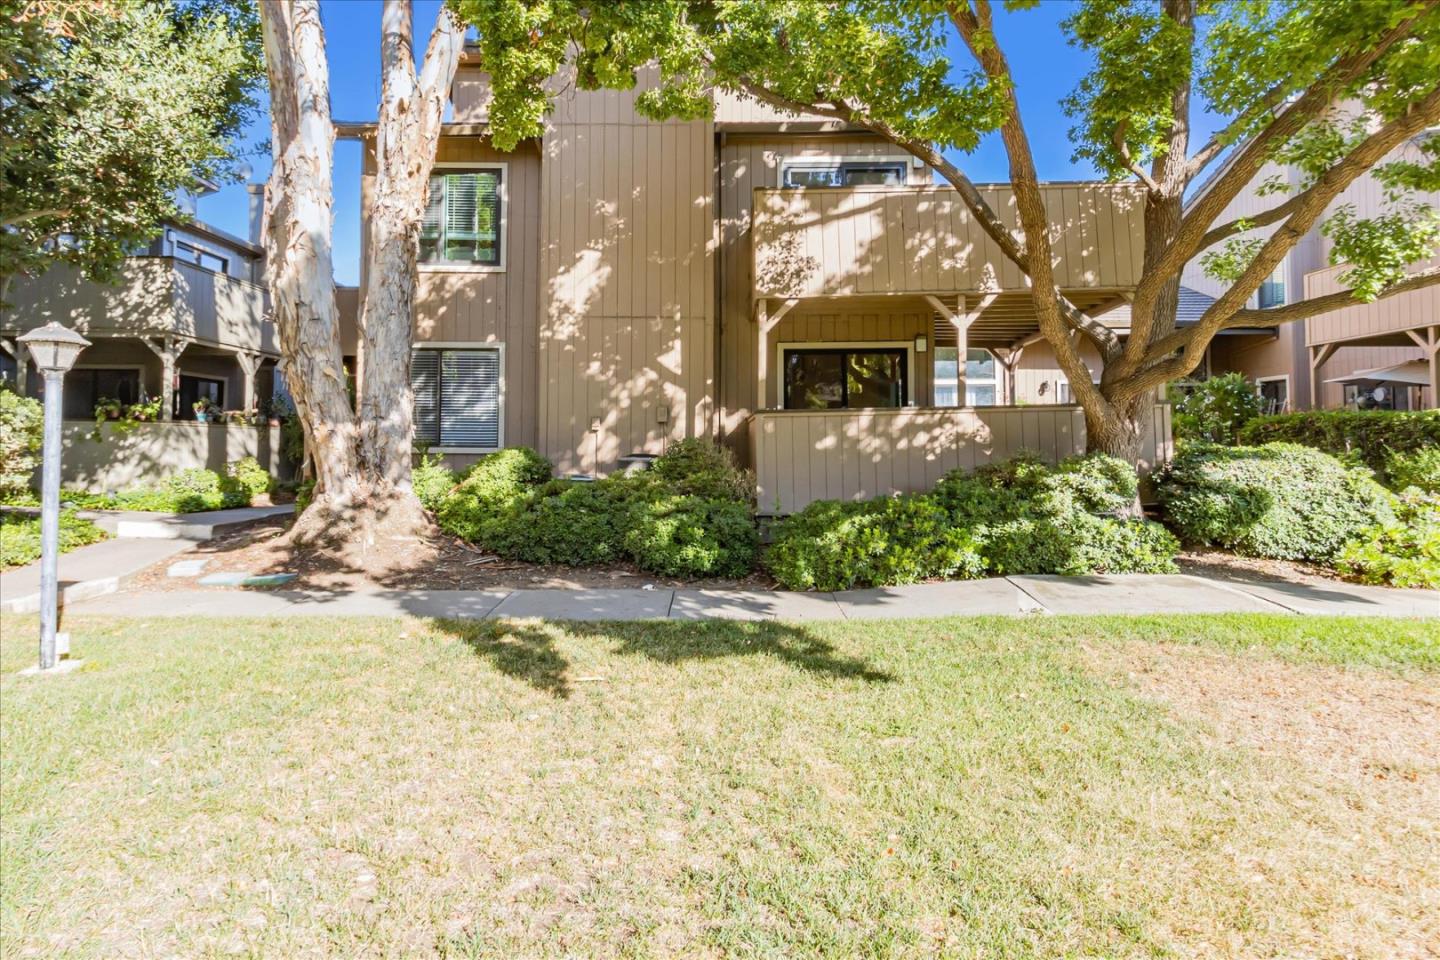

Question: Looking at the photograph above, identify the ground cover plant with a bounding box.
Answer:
[0,511,107,569]
[52,464,266,514]
[767,454,1178,591]
[433,441,759,578]
[2,613,1436,958]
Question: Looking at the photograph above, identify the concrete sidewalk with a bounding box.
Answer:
[0,505,291,613]
[57,574,1439,621]
[0,538,192,614]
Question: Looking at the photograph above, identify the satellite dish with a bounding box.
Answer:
[1373,385,1389,403]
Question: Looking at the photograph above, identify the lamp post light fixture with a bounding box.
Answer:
[17,322,90,672]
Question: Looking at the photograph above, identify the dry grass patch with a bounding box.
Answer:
[1,613,1436,958]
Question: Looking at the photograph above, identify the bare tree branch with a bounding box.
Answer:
[1197,190,1308,250]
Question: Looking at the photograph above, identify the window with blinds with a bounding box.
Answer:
[419,169,503,266]
[411,348,502,449]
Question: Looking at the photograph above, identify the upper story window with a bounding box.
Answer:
[1258,261,1286,308]
[781,160,907,188]
[421,168,504,268]
[174,240,228,274]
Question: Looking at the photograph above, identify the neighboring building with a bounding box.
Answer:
[0,184,291,489]
[342,59,1173,513]
[1181,129,1440,413]
[2,182,281,420]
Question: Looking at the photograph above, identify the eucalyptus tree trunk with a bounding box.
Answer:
[259,0,360,522]
[259,0,463,561]
[357,0,464,516]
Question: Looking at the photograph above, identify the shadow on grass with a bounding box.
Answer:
[441,618,893,699]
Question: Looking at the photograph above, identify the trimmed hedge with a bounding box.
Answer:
[1157,443,1393,561]
[1385,447,1440,494]
[767,454,1178,591]
[1237,410,1440,485]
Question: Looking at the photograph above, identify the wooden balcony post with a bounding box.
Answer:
[142,336,188,421]
[0,338,28,396]
[1407,326,1440,410]
[236,351,263,412]
[755,297,797,411]
[927,293,995,406]
[1307,342,1338,410]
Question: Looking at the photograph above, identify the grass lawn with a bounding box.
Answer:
[2,613,1437,958]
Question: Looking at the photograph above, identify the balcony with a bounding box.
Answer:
[750,183,1146,301]
[0,257,274,355]
[1304,259,1440,348]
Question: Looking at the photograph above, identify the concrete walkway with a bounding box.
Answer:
[0,538,192,614]
[58,574,1439,621]
[0,505,291,613]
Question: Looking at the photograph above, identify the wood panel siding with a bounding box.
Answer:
[1,258,273,355]
[750,183,1146,299]
[1304,259,1440,347]
[537,76,715,473]
[366,137,543,449]
[718,135,938,441]
[748,403,1173,514]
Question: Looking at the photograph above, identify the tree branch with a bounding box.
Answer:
[1113,119,1160,193]
[1229,268,1440,327]
[1134,2,1433,305]
[1197,190,1308,250]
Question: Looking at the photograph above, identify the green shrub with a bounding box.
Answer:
[1339,490,1440,589]
[163,467,251,511]
[412,454,459,511]
[1385,447,1440,494]
[0,388,42,499]
[0,510,108,569]
[625,494,759,578]
[226,457,273,499]
[435,447,553,542]
[766,495,984,591]
[1169,373,1263,444]
[648,439,755,503]
[1158,443,1394,562]
[484,479,631,565]
[1237,410,1440,483]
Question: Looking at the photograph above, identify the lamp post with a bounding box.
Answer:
[17,322,90,672]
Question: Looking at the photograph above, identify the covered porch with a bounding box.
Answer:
[743,182,1168,513]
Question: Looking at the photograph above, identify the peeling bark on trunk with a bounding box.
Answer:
[259,0,462,565]
[357,1,463,498]
[259,0,358,520]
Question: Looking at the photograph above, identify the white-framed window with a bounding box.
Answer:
[420,166,505,269]
[933,347,998,407]
[1258,260,1286,309]
[411,346,503,451]
[1255,375,1289,414]
[781,159,907,188]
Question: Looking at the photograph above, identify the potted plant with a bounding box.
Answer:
[93,397,122,426]
[193,397,219,423]
[126,397,161,422]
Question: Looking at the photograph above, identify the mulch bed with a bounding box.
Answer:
[127,514,779,593]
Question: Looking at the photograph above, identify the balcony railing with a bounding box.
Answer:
[750,183,1146,300]
[1304,259,1439,347]
[1,257,273,354]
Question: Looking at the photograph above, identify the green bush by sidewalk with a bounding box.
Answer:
[767,454,1178,591]
[1,388,43,500]
[432,441,760,578]
[1169,373,1262,445]
[1237,410,1440,487]
[1157,443,1393,562]
[1339,490,1440,590]
[0,510,108,569]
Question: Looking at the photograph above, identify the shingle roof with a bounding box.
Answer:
[1176,285,1216,325]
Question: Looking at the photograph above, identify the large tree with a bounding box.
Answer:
[0,0,262,299]
[459,0,1440,464]
[259,0,462,558]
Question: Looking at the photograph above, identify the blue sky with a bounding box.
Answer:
[200,0,1221,286]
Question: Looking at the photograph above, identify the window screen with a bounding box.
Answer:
[411,348,501,448]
